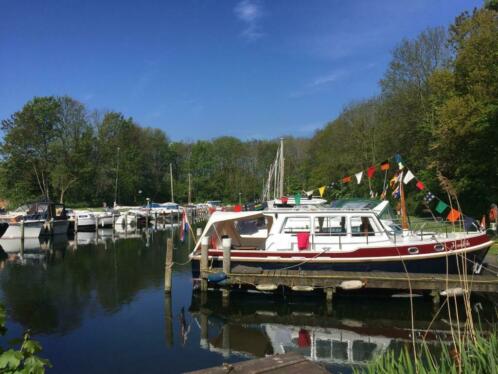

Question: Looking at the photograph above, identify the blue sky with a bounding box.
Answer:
[0,0,482,141]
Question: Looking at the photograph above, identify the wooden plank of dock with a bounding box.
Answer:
[204,268,498,294]
[185,352,329,374]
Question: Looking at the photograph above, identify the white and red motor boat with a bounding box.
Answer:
[189,200,492,278]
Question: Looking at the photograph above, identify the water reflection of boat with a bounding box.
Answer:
[0,238,45,253]
[189,293,494,368]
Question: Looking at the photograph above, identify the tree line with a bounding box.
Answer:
[1,4,496,217]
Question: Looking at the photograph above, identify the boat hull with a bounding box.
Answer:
[191,237,492,278]
[40,220,70,236]
[1,221,45,239]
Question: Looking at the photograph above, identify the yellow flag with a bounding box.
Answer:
[318,186,326,197]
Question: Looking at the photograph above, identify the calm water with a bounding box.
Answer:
[0,227,496,373]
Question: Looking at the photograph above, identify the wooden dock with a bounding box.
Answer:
[186,352,329,374]
[203,267,498,302]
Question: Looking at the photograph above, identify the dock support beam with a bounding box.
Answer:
[431,290,440,305]
[164,238,173,293]
[325,288,335,305]
[200,236,209,292]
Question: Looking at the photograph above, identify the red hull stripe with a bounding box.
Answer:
[200,234,490,260]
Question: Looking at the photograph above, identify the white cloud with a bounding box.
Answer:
[234,0,264,41]
[310,70,347,87]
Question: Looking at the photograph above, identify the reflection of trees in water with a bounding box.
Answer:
[0,232,174,334]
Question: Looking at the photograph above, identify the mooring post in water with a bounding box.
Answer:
[74,214,78,234]
[164,293,173,347]
[95,216,99,232]
[20,220,25,256]
[164,238,173,293]
[200,312,209,349]
[196,227,202,238]
[222,238,231,274]
[200,236,209,292]
[50,218,54,235]
[222,237,231,301]
[222,323,231,358]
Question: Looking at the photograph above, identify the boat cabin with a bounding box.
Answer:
[196,201,398,253]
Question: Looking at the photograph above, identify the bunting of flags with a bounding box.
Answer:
[355,171,363,184]
[298,153,467,224]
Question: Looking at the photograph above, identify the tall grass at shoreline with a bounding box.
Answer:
[356,330,497,374]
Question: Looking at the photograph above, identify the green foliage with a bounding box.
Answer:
[0,305,51,373]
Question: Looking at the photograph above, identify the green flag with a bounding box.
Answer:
[435,200,449,214]
[294,193,301,206]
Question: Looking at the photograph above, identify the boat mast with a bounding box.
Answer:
[399,171,409,229]
[169,163,174,203]
[279,138,284,197]
[114,146,120,207]
[188,173,192,205]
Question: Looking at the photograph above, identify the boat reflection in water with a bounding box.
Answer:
[189,292,496,371]
[0,236,59,267]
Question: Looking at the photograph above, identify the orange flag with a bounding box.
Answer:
[342,176,352,183]
[447,209,461,223]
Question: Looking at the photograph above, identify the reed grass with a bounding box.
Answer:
[356,330,497,374]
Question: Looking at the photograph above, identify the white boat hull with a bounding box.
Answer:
[1,221,45,239]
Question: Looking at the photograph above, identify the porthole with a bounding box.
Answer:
[408,247,419,255]
[434,244,444,252]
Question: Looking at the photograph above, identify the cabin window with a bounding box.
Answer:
[314,216,347,236]
[351,216,377,236]
[235,217,266,235]
[281,217,311,233]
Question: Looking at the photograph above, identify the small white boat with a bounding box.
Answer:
[96,209,120,227]
[67,209,97,230]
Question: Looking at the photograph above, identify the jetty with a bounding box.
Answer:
[186,352,329,374]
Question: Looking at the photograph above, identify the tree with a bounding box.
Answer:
[1,97,61,204]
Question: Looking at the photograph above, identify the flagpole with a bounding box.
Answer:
[399,172,409,230]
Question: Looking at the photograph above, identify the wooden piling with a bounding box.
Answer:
[20,220,25,241]
[95,216,99,232]
[200,236,209,292]
[164,293,173,347]
[222,238,231,274]
[222,324,231,358]
[200,313,209,349]
[74,214,78,233]
[431,290,440,305]
[164,238,173,293]
[325,288,335,303]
